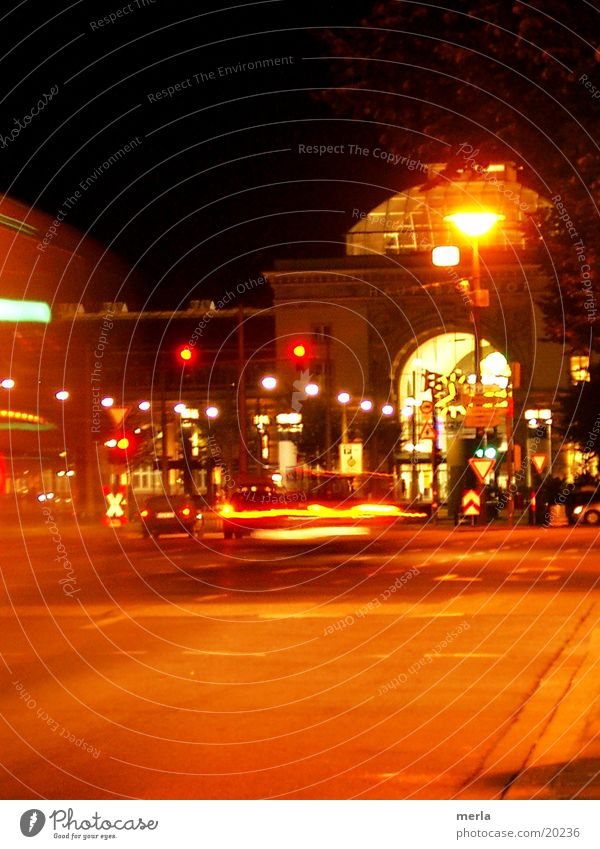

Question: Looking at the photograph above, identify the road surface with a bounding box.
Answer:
[1,514,599,799]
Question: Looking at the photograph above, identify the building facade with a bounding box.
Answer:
[266,163,571,510]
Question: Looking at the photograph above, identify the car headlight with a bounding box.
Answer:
[573,506,583,515]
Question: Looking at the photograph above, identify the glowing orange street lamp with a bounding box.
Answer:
[444,212,503,238]
[444,211,504,380]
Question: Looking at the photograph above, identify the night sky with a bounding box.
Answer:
[0,0,400,311]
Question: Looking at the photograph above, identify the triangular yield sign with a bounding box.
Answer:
[531,453,547,475]
[419,421,436,440]
[107,406,130,427]
[469,457,496,484]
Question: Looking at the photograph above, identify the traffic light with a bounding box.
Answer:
[474,434,499,460]
[289,339,312,369]
[176,344,197,365]
[104,431,138,464]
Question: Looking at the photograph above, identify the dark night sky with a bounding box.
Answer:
[0,0,409,310]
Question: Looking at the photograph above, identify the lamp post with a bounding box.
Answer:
[402,395,420,501]
[444,212,504,524]
[335,393,386,473]
[337,391,351,445]
[444,212,504,381]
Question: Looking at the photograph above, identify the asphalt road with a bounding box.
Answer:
[1,514,600,800]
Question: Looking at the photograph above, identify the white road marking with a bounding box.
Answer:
[194,594,229,601]
[434,574,483,583]
[182,649,267,657]
[424,652,500,658]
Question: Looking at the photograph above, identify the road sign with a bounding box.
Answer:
[102,485,127,526]
[464,405,501,428]
[469,457,496,484]
[420,400,433,415]
[419,421,436,440]
[462,489,480,516]
[340,442,363,474]
[531,453,547,474]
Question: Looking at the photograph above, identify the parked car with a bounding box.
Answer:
[139,495,202,538]
[572,500,600,525]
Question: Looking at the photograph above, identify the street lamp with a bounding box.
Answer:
[381,403,394,416]
[444,212,503,238]
[55,389,69,401]
[260,375,278,391]
[205,405,220,419]
[1,378,15,390]
[359,399,373,412]
[100,396,114,408]
[337,392,351,445]
[444,211,504,380]
[138,400,151,411]
[305,382,320,397]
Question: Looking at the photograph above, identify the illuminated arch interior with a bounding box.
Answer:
[400,332,510,402]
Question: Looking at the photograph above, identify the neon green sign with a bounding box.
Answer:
[0,299,51,322]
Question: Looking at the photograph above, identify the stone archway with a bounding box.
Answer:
[393,331,512,504]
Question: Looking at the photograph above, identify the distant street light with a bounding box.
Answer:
[100,396,114,408]
[260,376,278,391]
[337,391,350,405]
[305,382,320,397]
[205,405,220,419]
[1,378,15,390]
[173,403,187,414]
[138,400,151,411]
[381,404,394,416]
[359,399,373,412]
[55,389,70,401]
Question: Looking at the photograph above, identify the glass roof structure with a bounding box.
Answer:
[346,163,547,256]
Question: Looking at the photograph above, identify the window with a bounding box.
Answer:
[570,355,590,384]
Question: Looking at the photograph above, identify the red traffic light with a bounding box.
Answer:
[177,345,196,364]
[104,431,138,464]
[289,340,312,366]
